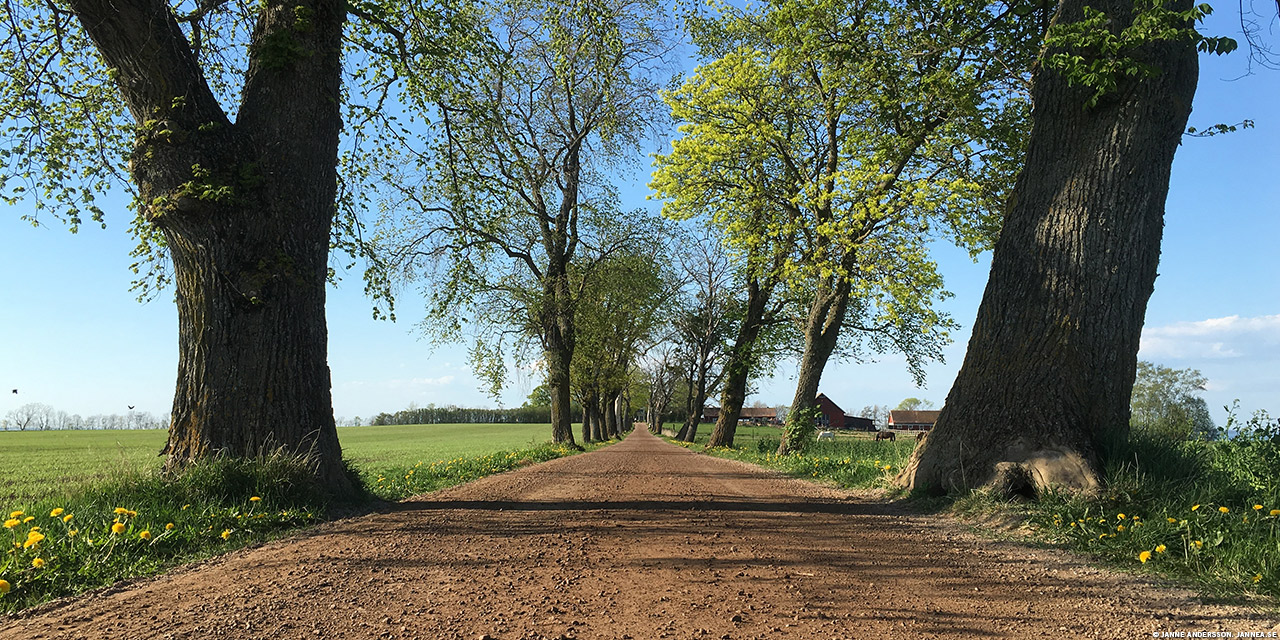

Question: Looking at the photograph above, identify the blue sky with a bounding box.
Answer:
[1,12,1277,427]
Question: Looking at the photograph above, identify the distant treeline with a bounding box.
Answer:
[1,402,168,431]
[367,403,584,426]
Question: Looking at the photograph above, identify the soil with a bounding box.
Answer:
[2,429,1275,639]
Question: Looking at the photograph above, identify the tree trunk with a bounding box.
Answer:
[604,395,618,439]
[589,396,606,441]
[544,286,578,447]
[71,0,353,494]
[681,370,709,442]
[707,276,774,448]
[778,277,851,455]
[581,403,592,443]
[900,0,1197,496]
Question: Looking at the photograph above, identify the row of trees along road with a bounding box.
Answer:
[0,0,1243,497]
[651,0,1047,452]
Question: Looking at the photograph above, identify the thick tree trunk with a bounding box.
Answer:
[604,396,617,440]
[589,397,606,441]
[778,278,851,455]
[681,372,708,442]
[544,281,578,448]
[707,277,773,448]
[71,0,353,494]
[901,0,1197,496]
[581,403,592,443]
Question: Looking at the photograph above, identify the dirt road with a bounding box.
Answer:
[2,429,1274,639]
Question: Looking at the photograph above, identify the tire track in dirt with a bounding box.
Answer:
[1,428,1274,639]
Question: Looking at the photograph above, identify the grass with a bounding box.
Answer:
[955,412,1280,603]
[0,423,565,505]
[671,414,1280,605]
[666,424,919,488]
[0,422,604,612]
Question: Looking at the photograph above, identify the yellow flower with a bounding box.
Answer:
[8,511,22,519]
[0,579,9,594]
[1116,525,1126,532]
[111,522,125,534]
[1192,540,1204,550]
[1117,513,1126,520]
[250,496,262,502]
[23,530,44,549]
[1254,574,1263,583]
[1191,504,1200,511]
[67,529,77,537]
[1167,518,1178,524]
[113,507,129,516]
[3,519,19,529]
[1156,544,1167,553]
[165,523,175,531]
[49,508,64,518]
[1271,510,1280,517]
[31,558,44,568]
[220,529,232,540]
[139,530,151,540]
[62,514,73,523]
[1219,506,1230,514]
[181,504,190,510]
[22,517,33,523]
[1139,551,1151,563]
[1254,505,1264,511]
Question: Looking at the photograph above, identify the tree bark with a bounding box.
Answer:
[604,395,618,440]
[778,276,852,454]
[581,403,592,443]
[707,276,775,448]
[544,268,579,448]
[901,0,1197,496]
[71,0,352,494]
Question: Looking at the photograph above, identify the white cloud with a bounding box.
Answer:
[1140,314,1280,360]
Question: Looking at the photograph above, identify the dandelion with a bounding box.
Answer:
[111,522,125,534]
[1117,525,1126,532]
[3,519,19,529]
[23,530,44,549]
[8,511,22,519]
[62,514,73,523]
[49,508,64,518]
[1192,540,1203,550]
[1191,504,1200,511]
[1254,505,1264,511]
[220,529,232,540]
[67,529,77,537]
[1156,544,1166,553]
[31,558,44,568]
[1118,513,1126,520]
[0,579,9,594]
[1167,518,1178,524]
[1272,510,1280,517]
[165,523,175,531]
[113,507,130,516]
[22,516,33,523]
[1139,551,1151,563]
[249,496,262,503]
[1254,574,1263,583]
[1219,506,1230,514]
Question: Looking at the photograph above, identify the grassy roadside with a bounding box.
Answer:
[668,419,1280,605]
[0,427,611,613]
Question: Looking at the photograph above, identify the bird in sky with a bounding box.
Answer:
[10,389,15,394]
[127,405,135,410]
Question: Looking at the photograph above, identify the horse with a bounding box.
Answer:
[875,430,896,442]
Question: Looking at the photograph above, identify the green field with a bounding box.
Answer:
[0,423,565,506]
